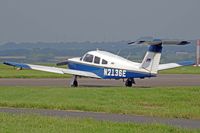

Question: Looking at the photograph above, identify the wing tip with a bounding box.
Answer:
[177,60,195,66]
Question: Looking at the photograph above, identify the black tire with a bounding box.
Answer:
[72,80,78,87]
[125,78,132,87]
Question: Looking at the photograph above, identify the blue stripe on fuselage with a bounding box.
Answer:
[68,62,154,79]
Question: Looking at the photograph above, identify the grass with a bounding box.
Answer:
[159,66,200,74]
[0,113,198,133]
[0,64,200,79]
[0,64,71,78]
[0,86,200,119]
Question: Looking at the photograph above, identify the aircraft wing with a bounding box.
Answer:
[158,61,194,71]
[3,61,101,78]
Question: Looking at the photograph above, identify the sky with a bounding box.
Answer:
[0,0,200,42]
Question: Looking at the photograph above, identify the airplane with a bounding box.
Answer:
[3,37,194,87]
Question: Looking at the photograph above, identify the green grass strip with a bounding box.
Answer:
[0,113,199,133]
[0,86,200,119]
[1,64,200,79]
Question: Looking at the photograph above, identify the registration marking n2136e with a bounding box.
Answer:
[104,68,126,77]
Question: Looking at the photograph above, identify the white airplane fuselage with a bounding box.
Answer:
[67,50,155,79]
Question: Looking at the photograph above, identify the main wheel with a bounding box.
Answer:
[125,78,132,87]
[72,80,78,87]
[125,78,133,87]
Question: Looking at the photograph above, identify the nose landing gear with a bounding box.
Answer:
[70,75,78,87]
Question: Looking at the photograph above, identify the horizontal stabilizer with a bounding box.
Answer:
[129,37,190,45]
[158,61,194,71]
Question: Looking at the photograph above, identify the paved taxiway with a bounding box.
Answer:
[0,107,200,129]
[0,74,200,87]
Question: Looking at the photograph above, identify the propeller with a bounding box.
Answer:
[56,60,69,66]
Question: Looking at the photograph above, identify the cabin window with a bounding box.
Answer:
[94,56,100,64]
[83,54,93,63]
[102,59,108,64]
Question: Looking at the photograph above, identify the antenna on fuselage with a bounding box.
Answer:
[117,49,121,55]
[126,52,131,59]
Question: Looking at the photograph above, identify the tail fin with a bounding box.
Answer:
[140,45,162,74]
[129,37,190,74]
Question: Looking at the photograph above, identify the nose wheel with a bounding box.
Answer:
[125,78,135,87]
[70,75,78,87]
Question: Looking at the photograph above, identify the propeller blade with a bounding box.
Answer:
[56,61,69,66]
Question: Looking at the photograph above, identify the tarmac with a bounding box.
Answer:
[0,74,199,87]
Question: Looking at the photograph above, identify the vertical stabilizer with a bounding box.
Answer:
[140,45,162,74]
[129,37,191,74]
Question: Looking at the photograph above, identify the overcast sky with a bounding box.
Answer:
[0,0,199,42]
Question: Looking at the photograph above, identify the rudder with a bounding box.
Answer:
[140,45,162,74]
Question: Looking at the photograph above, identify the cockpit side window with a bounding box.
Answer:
[94,56,100,64]
[83,54,93,63]
[102,59,108,64]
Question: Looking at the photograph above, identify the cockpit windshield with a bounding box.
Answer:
[81,53,108,65]
[83,54,93,63]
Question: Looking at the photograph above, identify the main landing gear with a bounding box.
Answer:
[70,76,135,87]
[70,75,78,87]
[125,78,135,87]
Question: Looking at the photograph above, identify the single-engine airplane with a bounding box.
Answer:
[3,37,194,87]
